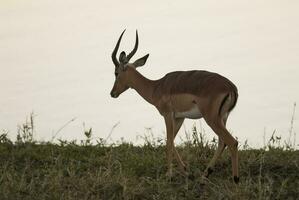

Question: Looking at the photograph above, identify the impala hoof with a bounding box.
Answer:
[166,170,173,178]
[234,176,239,184]
[207,167,213,177]
[203,167,213,178]
[188,173,195,181]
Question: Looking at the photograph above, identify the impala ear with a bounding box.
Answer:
[119,51,128,64]
[133,54,149,68]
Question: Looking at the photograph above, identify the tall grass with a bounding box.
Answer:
[0,109,298,200]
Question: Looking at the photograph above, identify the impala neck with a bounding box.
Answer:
[127,67,156,105]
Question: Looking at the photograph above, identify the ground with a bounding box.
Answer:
[0,129,298,200]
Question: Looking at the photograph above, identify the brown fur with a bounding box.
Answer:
[149,70,238,116]
[114,67,240,181]
[110,31,239,182]
[153,70,237,97]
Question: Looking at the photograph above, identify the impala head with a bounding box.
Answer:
[110,30,149,98]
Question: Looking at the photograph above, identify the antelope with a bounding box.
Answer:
[110,30,239,183]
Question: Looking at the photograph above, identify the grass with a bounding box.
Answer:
[0,112,298,200]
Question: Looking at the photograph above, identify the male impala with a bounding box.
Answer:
[110,30,239,183]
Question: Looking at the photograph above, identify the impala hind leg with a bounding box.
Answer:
[207,120,239,183]
[203,138,226,178]
[203,114,229,177]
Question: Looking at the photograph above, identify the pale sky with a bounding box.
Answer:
[1,0,299,147]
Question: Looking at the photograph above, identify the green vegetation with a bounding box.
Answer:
[0,112,298,200]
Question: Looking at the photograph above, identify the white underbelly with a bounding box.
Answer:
[175,105,202,119]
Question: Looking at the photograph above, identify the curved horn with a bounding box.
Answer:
[112,29,126,67]
[126,30,139,61]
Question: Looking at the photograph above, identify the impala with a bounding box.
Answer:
[110,30,239,183]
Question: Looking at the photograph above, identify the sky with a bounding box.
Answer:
[0,0,299,147]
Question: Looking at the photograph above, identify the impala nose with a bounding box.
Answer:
[110,91,118,98]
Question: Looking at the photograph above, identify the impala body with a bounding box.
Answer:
[110,30,239,183]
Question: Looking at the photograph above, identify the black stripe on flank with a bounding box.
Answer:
[218,93,230,116]
[228,91,238,113]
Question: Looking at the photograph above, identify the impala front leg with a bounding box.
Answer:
[173,118,187,173]
[164,114,175,177]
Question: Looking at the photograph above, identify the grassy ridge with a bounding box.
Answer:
[0,131,298,200]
